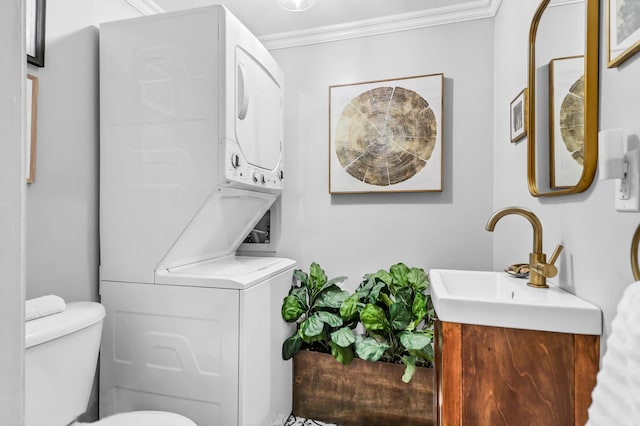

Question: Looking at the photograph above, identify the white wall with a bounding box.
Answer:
[493,0,640,347]
[25,0,140,302]
[0,0,25,423]
[271,19,496,289]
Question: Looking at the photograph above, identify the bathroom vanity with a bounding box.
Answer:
[429,269,601,426]
[435,321,599,425]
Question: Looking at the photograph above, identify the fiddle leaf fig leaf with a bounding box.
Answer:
[316,311,343,328]
[319,276,348,294]
[355,336,389,361]
[360,304,389,332]
[407,267,429,292]
[331,326,356,348]
[412,291,427,323]
[401,356,417,383]
[301,313,324,339]
[309,262,328,292]
[395,286,414,308]
[390,263,410,287]
[282,334,303,360]
[293,269,309,287]
[340,294,362,320]
[368,281,387,304]
[379,293,394,308]
[330,341,354,365]
[390,303,412,331]
[398,331,431,350]
[289,286,308,309]
[373,269,394,285]
[314,286,349,309]
[281,295,305,322]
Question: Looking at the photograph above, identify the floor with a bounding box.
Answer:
[285,415,340,426]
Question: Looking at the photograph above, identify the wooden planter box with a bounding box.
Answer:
[292,350,435,426]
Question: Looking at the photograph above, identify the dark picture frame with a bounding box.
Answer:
[510,88,527,143]
[26,0,46,67]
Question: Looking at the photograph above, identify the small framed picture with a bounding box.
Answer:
[26,75,38,183]
[510,88,527,143]
[607,0,640,68]
[26,0,46,67]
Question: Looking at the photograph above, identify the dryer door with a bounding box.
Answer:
[235,47,282,172]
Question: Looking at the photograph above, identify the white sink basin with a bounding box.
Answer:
[429,269,601,335]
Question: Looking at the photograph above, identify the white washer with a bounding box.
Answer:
[100,256,295,426]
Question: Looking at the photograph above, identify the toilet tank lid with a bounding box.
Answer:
[25,301,105,349]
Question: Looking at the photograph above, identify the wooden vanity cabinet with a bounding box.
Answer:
[435,320,599,426]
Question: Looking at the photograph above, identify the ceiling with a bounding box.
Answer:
[142,0,500,39]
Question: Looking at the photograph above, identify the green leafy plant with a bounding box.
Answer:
[281,262,435,383]
[347,263,435,383]
[281,262,356,364]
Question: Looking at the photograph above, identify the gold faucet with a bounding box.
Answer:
[485,207,563,288]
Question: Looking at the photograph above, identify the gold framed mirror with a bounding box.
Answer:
[527,0,599,197]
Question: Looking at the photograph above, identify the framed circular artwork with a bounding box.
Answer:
[329,73,443,194]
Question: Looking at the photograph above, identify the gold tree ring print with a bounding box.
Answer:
[334,86,437,186]
[559,75,585,166]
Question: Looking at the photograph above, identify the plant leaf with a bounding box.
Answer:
[368,281,387,304]
[293,269,309,287]
[301,313,324,339]
[314,286,349,309]
[281,295,305,322]
[331,326,356,348]
[316,311,343,328]
[390,263,410,287]
[395,286,414,308]
[309,262,328,292]
[401,355,417,383]
[373,269,394,285]
[355,336,389,361]
[340,294,362,320]
[398,331,432,350]
[360,304,389,332]
[412,291,427,323]
[282,334,303,360]
[289,286,309,308]
[330,341,354,365]
[318,276,347,295]
[390,302,412,331]
[407,267,429,292]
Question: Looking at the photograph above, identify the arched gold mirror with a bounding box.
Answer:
[527,0,599,197]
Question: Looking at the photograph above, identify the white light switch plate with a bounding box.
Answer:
[616,150,640,212]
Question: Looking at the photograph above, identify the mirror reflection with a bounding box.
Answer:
[528,0,598,196]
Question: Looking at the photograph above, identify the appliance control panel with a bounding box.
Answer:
[222,140,284,192]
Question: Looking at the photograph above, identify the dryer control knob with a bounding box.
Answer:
[260,174,266,184]
[252,173,259,183]
[279,170,284,180]
[231,153,241,168]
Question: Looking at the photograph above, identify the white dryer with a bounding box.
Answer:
[99,6,294,426]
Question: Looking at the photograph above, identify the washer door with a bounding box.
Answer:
[235,47,282,172]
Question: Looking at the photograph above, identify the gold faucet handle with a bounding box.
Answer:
[531,245,564,278]
[548,244,564,265]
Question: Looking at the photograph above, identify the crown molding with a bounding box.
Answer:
[124,0,504,50]
[261,0,504,50]
[125,0,164,15]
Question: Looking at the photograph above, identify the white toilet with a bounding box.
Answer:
[25,301,197,426]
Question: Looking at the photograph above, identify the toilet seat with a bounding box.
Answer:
[79,411,197,426]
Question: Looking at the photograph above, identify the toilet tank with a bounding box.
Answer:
[25,301,105,426]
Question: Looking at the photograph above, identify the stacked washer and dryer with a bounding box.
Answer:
[99,6,295,426]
